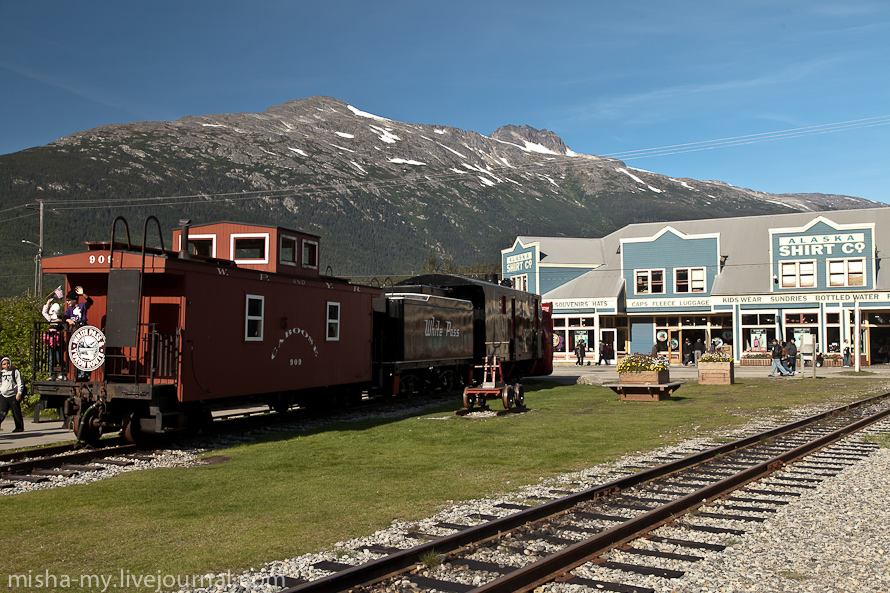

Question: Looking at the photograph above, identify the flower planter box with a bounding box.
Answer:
[697,361,734,385]
[740,358,770,366]
[618,370,670,385]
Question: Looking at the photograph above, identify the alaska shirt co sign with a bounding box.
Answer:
[777,232,868,257]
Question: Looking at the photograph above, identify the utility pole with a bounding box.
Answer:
[23,200,46,296]
[37,200,44,297]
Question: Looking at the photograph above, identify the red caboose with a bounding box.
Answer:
[33,217,377,444]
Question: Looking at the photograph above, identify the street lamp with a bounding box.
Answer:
[21,239,43,296]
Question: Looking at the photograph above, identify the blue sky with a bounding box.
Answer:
[2,0,889,202]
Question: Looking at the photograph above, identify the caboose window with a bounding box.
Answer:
[280,235,298,266]
[245,295,264,341]
[303,240,319,269]
[231,233,269,264]
[326,302,340,341]
[188,238,214,257]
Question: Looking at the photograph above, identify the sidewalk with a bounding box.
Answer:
[547,361,890,383]
[0,415,74,451]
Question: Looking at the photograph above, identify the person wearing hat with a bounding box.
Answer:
[63,286,93,329]
[41,295,67,380]
[63,286,94,381]
[0,357,25,433]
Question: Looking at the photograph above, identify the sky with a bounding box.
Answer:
[1,0,889,203]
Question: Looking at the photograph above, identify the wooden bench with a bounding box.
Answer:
[604,382,684,401]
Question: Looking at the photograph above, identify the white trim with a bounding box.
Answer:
[779,259,817,289]
[279,234,299,267]
[674,266,707,293]
[177,233,217,258]
[231,233,270,265]
[302,239,319,270]
[827,257,866,288]
[326,302,340,341]
[245,294,264,341]
[633,268,666,295]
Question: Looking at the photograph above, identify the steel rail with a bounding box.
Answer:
[281,392,890,593]
[0,444,138,475]
[471,403,890,593]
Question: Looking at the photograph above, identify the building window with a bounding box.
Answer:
[326,302,340,341]
[828,259,865,287]
[245,295,264,341]
[232,233,269,264]
[280,235,298,266]
[780,261,816,288]
[303,240,319,269]
[675,267,706,293]
[635,269,665,294]
[512,274,528,291]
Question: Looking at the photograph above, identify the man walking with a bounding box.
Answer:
[0,357,25,433]
[769,339,792,377]
[784,339,798,375]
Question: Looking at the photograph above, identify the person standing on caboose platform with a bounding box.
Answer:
[63,286,92,329]
[0,357,25,433]
[41,290,66,379]
[63,286,93,381]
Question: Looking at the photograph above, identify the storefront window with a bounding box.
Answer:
[743,328,774,351]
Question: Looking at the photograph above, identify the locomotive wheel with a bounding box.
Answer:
[398,375,418,398]
[463,387,477,410]
[501,386,514,410]
[438,369,456,392]
[513,384,525,407]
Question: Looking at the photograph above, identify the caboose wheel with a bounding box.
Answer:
[73,416,102,447]
[123,411,149,446]
[463,388,477,409]
[502,386,514,409]
[513,384,525,407]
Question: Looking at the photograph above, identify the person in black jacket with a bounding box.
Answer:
[784,339,798,374]
[769,339,792,376]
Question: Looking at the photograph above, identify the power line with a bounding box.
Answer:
[602,115,890,160]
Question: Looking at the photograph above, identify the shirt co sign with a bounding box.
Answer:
[68,325,107,372]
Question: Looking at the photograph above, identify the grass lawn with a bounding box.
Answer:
[2,376,887,591]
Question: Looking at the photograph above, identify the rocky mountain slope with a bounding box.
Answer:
[0,95,882,297]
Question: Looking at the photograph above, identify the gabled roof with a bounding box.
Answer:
[512,236,604,265]
[531,206,890,300]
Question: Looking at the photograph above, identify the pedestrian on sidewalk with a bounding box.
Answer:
[769,339,792,377]
[0,357,25,433]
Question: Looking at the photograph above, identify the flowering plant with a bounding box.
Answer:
[617,354,669,372]
[741,352,770,359]
[698,352,733,363]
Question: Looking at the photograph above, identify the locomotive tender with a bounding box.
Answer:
[30,217,551,444]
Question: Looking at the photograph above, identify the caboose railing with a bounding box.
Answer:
[104,323,180,384]
[31,321,179,385]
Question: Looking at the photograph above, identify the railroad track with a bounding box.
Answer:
[0,443,148,488]
[269,393,890,593]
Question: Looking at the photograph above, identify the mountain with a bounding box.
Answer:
[0,95,882,298]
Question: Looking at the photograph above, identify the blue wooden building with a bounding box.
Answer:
[502,208,889,365]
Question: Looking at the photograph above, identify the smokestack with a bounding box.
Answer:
[179,219,192,260]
